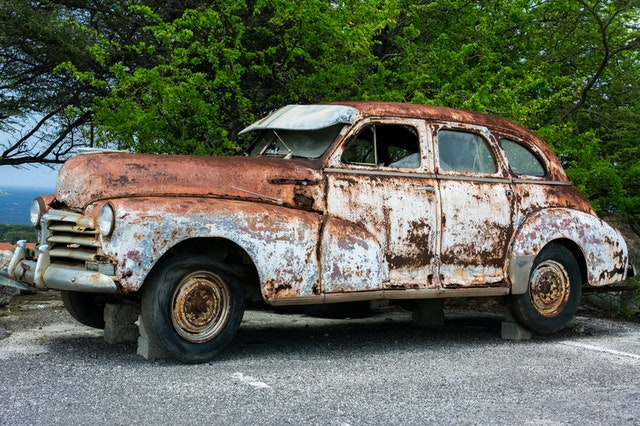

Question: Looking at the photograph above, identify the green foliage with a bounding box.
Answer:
[0,0,213,165]
[3,0,640,218]
[0,225,37,244]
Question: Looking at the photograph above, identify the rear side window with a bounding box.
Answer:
[501,139,545,177]
[438,130,497,174]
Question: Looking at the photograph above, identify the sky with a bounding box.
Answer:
[1,123,60,190]
[1,164,59,190]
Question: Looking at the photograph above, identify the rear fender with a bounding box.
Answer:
[508,208,629,294]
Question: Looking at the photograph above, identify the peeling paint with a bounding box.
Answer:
[6,102,631,307]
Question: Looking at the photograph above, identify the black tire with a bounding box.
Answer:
[60,290,106,329]
[508,244,582,334]
[141,255,244,363]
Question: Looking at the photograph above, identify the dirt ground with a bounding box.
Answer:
[0,291,70,338]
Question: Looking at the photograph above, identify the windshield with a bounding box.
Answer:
[248,124,343,159]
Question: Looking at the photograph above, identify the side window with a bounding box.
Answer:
[438,130,497,174]
[341,124,420,168]
[501,139,545,177]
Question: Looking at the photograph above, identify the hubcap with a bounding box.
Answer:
[171,271,231,343]
[529,260,571,317]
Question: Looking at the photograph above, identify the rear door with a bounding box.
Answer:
[434,124,516,288]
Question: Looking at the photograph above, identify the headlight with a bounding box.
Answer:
[30,198,47,228]
[99,204,115,237]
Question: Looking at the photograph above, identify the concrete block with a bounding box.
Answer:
[137,316,168,360]
[501,321,532,341]
[103,303,139,344]
[412,299,445,327]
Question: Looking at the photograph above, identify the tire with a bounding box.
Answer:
[508,244,582,334]
[60,290,106,329]
[141,255,244,363]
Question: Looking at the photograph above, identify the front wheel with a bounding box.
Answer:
[141,255,244,363]
[61,290,106,329]
[508,244,582,334]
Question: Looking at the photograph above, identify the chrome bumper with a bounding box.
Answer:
[1,240,117,293]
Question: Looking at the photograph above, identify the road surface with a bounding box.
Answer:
[1,293,639,425]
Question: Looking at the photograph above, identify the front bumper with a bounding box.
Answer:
[1,240,117,293]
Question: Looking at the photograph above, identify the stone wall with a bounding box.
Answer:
[0,250,19,306]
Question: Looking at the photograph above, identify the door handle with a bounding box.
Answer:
[415,186,436,193]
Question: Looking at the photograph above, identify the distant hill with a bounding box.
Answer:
[0,224,36,244]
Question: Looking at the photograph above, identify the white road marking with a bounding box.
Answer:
[232,372,272,389]
[560,340,640,360]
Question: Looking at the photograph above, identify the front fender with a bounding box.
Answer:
[508,208,629,294]
[102,197,322,298]
[320,217,385,292]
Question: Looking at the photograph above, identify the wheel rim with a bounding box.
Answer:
[529,259,571,318]
[170,271,232,343]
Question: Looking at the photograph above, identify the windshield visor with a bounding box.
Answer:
[239,104,358,134]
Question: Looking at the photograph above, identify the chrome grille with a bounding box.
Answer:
[41,209,100,265]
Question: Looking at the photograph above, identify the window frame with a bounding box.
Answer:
[337,120,425,171]
[435,127,502,176]
[500,138,548,178]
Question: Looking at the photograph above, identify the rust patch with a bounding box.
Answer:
[26,101,629,306]
[55,153,325,211]
[293,187,315,209]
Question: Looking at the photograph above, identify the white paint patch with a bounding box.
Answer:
[232,372,272,389]
[0,323,102,360]
[560,340,640,360]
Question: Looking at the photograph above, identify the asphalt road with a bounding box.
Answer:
[1,294,640,425]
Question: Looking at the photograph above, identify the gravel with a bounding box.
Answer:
[2,292,640,425]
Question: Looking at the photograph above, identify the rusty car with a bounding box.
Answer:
[1,102,634,362]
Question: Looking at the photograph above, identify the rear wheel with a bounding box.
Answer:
[60,290,106,329]
[508,244,582,334]
[141,255,244,363]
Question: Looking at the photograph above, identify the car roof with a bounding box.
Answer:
[241,102,564,179]
[333,101,533,138]
[243,101,542,142]
[333,101,561,169]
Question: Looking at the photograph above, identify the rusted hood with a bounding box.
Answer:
[55,152,324,211]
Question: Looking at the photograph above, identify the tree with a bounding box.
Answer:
[342,0,640,217]
[2,0,639,218]
[528,0,640,216]
[85,0,393,154]
[0,0,208,166]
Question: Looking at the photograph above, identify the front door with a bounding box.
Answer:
[322,119,440,292]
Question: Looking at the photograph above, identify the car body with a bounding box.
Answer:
[2,102,634,362]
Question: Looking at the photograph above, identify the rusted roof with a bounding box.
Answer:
[332,101,537,138]
[0,242,35,251]
[330,101,558,166]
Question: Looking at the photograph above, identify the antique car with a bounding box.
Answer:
[1,102,634,362]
